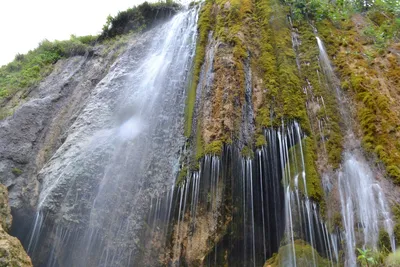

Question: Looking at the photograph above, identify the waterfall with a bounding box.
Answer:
[316,36,395,266]
[24,6,200,266]
[146,122,339,266]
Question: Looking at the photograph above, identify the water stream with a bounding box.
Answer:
[316,36,395,266]
[25,6,200,266]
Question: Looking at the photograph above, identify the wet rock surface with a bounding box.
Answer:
[0,184,32,266]
[0,42,123,219]
[3,9,200,266]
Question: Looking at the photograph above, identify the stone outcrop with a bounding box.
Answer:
[0,184,32,266]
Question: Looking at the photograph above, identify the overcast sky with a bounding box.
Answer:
[0,0,149,66]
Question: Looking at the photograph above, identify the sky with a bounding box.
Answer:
[0,0,149,66]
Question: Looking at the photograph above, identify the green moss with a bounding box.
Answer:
[296,23,343,168]
[184,1,213,137]
[378,230,392,255]
[287,136,324,204]
[11,168,22,176]
[388,166,400,183]
[266,239,331,267]
[204,140,223,155]
[195,120,204,162]
[255,134,267,147]
[176,166,188,186]
[254,0,311,134]
[317,17,400,183]
[241,146,254,158]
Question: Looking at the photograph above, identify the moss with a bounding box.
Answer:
[185,1,213,137]
[378,230,392,255]
[303,137,324,202]
[255,134,267,147]
[266,239,331,267]
[317,16,400,184]
[204,140,223,155]
[287,136,324,204]
[332,212,343,230]
[195,120,205,162]
[386,250,400,267]
[254,0,310,133]
[241,146,254,158]
[11,168,22,176]
[188,0,251,157]
[176,167,188,186]
[296,22,344,168]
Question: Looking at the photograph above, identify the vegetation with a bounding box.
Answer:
[287,137,324,203]
[176,166,188,186]
[285,0,400,23]
[316,5,400,182]
[295,22,343,168]
[254,0,311,132]
[187,0,251,160]
[386,249,400,266]
[0,1,181,119]
[204,140,223,155]
[0,36,93,102]
[11,167,23,176]
[357,248,378,266]
[100,1,181,40]
[185,0,213,137]
[266,239,331,266]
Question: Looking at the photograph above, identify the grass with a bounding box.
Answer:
[0,37,92,102]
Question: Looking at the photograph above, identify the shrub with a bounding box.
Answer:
[99,1,181,40]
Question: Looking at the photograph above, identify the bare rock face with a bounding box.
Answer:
[0,43,124,232]
[0,184,32,266]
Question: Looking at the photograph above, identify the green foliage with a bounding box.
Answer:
[204,140,223,155]
[241,146,254,158]
[357,248,378,266]
[255,0,311,133]
[100,1,181,39]
[255,134,267,147]
[286,0,400,25]
[378,230,392,255]
[176,166,188,186]
[11,167,22,176]
[317,13,400,183]
[286,136,324,203]
[0,36,92,102]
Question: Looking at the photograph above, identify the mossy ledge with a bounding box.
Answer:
[265,239,331,267]
[317,14,400,183]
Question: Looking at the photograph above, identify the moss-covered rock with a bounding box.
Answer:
[265,239,331,267]
[0,184,32,267]
[317,14,400,184]
[286,137,324,203]
[0,185,12,233]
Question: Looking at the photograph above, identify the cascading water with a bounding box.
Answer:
[144,122,339,266]
[23,6,200,266]
[316,36,395,266]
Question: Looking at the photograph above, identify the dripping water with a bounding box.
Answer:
[24,6,201,266]
[316,36,395,265]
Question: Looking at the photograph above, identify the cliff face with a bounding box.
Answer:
[0,0,399,266]
[0,184,32,266]
[0,41,126,221]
